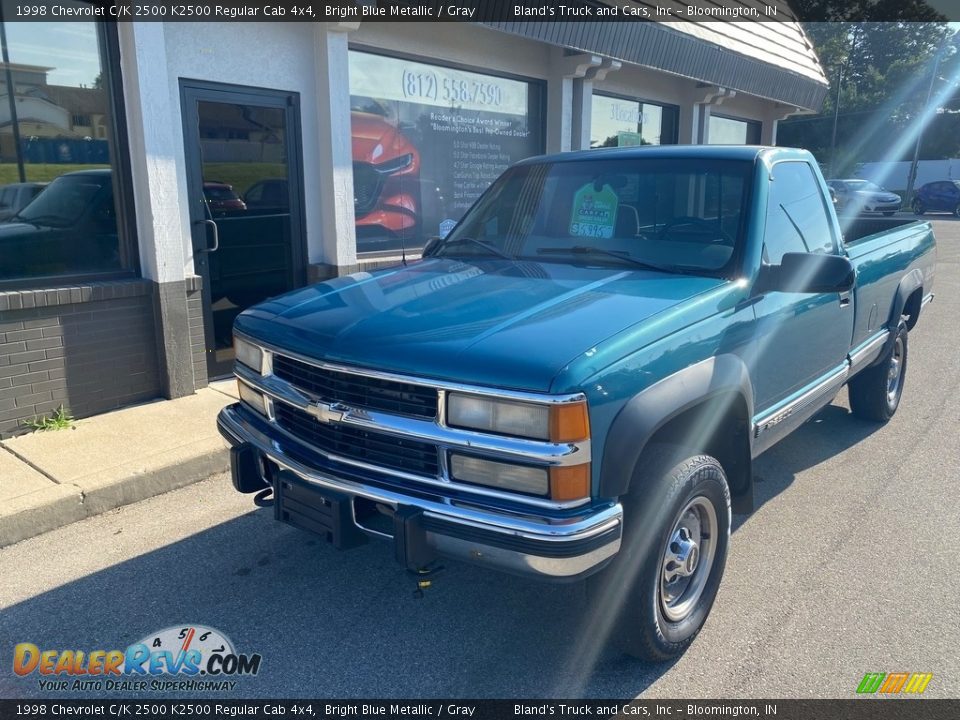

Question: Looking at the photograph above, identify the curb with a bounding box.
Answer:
[0,443,230,549]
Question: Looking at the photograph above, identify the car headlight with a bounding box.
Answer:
[237,380,268,416]
[234,337,263,373]
[450,454,549,496]
[446,393,589,442]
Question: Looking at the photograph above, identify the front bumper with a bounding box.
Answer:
[217,404,622,581]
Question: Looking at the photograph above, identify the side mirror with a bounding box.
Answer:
[757,252,855,294]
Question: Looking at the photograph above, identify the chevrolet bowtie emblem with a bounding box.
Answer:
[306,401,348,424]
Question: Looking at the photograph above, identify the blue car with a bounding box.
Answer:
[912,180,960,217]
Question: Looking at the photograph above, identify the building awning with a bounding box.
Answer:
[480,2,828,111]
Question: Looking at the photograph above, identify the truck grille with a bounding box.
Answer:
[273,355,438,419]
[274,402,439,478]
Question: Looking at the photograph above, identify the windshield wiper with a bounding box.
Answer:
[438,236,514,260]
[537,246,694,274]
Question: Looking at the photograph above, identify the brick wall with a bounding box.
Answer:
[0,280,162,436]
[186,276,208,391]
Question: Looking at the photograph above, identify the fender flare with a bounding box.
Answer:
[889,268,923,326]
[598,354,754,499]
[877,268,923,360]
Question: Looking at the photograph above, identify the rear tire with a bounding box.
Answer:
[848,320,908,422]
[953,204,960,218]
[592,445,731,661]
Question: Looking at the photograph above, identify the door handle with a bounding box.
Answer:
[838,291,851,308]
[194,218,219,252]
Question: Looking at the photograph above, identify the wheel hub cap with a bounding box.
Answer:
[659,497,719,622]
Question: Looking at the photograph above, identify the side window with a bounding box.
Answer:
[764,162,835,264]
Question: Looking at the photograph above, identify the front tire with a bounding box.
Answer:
[595,446,731,661]
[913,200,925,215]
[848,320,908,422]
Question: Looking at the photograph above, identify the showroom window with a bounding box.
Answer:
[590,93,679,148]
[708,114,762,145]
[348,49,545,255]
[0,3,135,285]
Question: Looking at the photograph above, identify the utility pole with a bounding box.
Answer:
[906,36,950,206]
[828,63,845,179]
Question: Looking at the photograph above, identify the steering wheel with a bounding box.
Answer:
[659,216,735,245]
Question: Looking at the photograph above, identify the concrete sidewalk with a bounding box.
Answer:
[0,380,238,548]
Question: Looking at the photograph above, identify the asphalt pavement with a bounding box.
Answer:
[1,218,958,700]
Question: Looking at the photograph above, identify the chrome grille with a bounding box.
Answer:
[272,355,438,419]
[274,402,439,478]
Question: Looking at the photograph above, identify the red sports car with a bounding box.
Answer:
[351,102,421,242]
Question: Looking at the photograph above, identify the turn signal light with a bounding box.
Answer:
[549,464,591,502]
[549,402,590,443]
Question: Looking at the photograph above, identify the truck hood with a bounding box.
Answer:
[236,258,725,392]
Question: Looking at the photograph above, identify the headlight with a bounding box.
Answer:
[450,454,549,496]
[237,381,268,416]
[234,337,263,373]
[447,393,589,442]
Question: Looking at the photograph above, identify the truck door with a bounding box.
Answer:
[749,161,855,415]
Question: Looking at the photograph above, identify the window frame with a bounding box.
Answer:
[589,90,681,147]
[0,17,140,291]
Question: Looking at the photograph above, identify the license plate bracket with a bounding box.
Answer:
[274,471,367,549]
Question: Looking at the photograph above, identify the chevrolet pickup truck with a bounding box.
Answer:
[217,146,935,660]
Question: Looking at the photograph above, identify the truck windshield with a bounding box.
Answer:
[433,157,752,276]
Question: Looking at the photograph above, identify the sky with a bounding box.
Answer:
[3,22,101,88]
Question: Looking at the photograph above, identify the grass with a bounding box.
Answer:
[27,405,75,432]
[0,163,287,196]
[0,164,110,185]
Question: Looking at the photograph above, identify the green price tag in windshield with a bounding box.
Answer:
[569,182,619,239]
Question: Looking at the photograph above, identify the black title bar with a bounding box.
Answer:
[2,699,960,720]
[3,0,960,23]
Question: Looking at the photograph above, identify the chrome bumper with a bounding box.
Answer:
[217,404,622,580]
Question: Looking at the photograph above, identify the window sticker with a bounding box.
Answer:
[569,182,620,239]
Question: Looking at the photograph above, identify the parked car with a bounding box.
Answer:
[203,181,246,213]
[219,146,935,661]
[912,180,960,217]
[0,182,47,222]
[827,179,902,216]
[350,98,421,244]
[0,169,117,278]
[243,178,288,210]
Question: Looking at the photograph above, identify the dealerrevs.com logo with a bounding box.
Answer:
[856,672,934,695]
[13,625,262,692]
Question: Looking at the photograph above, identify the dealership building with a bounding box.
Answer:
[0,5,828,435]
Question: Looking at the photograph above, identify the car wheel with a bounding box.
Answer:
[848,319,908,422]
[954,204,960,218]
[592,445,731,661]
[912,200,925,215]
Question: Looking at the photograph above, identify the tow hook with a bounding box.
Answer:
[253,486,274,507]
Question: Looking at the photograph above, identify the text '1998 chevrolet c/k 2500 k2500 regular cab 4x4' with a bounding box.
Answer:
[218,146,935,660]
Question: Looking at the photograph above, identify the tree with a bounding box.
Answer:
[778,15,959,174]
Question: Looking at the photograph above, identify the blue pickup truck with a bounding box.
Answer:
[218,146,935,660]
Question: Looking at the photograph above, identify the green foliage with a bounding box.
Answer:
[779,19,959,174]
[27,405,75,432]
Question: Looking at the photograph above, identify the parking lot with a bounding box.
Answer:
[1,217,957,700]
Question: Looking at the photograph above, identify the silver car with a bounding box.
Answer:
[827,179,902,216]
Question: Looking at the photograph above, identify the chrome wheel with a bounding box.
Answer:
[886,336,904,406]
[659,496,718,622]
